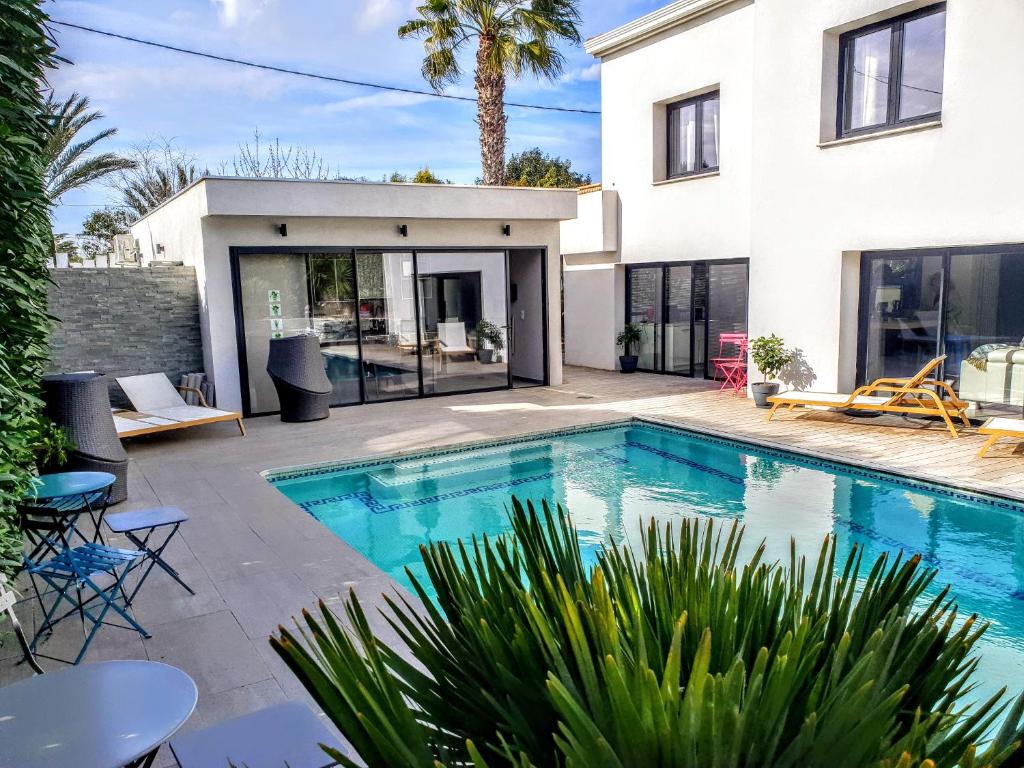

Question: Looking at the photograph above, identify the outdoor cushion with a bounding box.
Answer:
[169,700,343,768]
[117,373,190,411]
[146,405,239,422]
[769,391,890,406]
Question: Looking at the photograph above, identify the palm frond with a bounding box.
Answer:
[41,92,134,203]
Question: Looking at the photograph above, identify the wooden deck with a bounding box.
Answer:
[541,368,1024,502]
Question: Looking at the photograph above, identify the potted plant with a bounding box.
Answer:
[749,333,794,407]
[476,319,504,364]
[616,323,643,373]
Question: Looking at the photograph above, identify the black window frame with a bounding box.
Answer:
[666,90,721,180]
[837,3,946,139]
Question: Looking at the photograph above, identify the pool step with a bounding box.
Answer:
[366,442,613,496]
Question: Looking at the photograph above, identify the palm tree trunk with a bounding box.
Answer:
[475,35,507,186]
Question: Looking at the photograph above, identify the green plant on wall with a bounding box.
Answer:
[0,0,58,574]
[272,498,1024,768]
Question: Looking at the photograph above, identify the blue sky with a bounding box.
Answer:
[47,0,663,234]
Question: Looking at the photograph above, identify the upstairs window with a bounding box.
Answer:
[667,91,720,178]
[838,4,946,137]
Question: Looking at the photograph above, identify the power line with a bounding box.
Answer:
[50,20,601,115]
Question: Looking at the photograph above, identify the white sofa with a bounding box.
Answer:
[959,348,1024,407]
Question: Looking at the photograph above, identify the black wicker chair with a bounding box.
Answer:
[266,335,332,422]
[41,372,129,504]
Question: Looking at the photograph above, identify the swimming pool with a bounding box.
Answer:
[267,420,1024,702]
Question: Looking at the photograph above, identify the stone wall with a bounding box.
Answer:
[47,267,204,406]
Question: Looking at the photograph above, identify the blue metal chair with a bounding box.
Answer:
[104,506,194,604]
[28,541,150,665]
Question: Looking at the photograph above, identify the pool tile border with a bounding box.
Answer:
[263,416,1024,515]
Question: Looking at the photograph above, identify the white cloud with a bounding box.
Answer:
[559,62,601,84]
[306,90,435,114]
[51,61,295,103]
[210,0,272,28]
[358,0,406,32]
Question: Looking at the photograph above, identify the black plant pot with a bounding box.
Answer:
[477,349,494,364]
[619,355,639,374]
[751,382,780,408]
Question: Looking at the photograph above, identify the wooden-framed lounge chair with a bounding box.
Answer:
[114,373,245,438]
[977,418,1024,457]
[765,356,971,438]
[435,321,475,370]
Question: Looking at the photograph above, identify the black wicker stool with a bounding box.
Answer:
[267,335,332,422]
[41,372,129,504]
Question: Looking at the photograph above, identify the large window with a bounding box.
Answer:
[626,259,748,378]
[667,91,720,178]
[858,246,1024,409]
[234,248,543,416]
[838,4,946,137]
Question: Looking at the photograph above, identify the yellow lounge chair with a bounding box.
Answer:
[766,356,971,438]
[977,417,1024,457]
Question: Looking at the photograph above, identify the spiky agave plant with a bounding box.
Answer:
[271,499,1024,768]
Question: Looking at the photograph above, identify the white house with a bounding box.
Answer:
[131,177,575,415]
[562,0,1024,413]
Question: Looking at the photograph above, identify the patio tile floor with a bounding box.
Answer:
[2,366,1022,765]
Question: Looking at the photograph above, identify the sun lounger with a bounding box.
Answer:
[977,417,1024,457]
[114,373,245,438]
[766,356,971,437]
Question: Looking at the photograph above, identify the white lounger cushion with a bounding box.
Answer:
[771,391,891,407]
[437,321,473,353]
[117,373,189,411]
[983,418,1024,434]
[147,405,238,422]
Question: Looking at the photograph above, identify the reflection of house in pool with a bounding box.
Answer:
[129,177,575,417]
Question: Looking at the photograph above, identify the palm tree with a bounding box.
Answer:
[120,162,201,218]
[43,92,135,203]
[399,0,581,186]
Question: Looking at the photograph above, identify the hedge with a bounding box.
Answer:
[0,0,57,573]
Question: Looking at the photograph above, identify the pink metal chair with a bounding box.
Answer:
[711,333,748,393]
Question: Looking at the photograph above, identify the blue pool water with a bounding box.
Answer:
[268,421,1024,702]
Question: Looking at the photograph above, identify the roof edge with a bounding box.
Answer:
[585,0,742,57]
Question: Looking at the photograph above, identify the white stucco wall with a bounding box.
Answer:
[568,0,1024,391]
[131,179,572,412]
[564,265,623,370]
[599,1,754,265]
[749,0,1024,391]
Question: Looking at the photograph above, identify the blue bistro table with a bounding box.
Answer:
[0,660,197,768]
[22,471,117,551]
[19,472,148,664]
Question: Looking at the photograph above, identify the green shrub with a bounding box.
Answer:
[272,499,1024,768]
[0,0,57,573]
[750,334,793,383]
[616,323,644,356]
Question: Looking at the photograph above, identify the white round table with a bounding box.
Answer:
[0,660,197,768]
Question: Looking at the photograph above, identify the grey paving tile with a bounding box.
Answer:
[215,567,317,643]
[143,610,272,696]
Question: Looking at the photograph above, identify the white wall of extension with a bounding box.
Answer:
[565,0,1024,392]
[132,178,574,412]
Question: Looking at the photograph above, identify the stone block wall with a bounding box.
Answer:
[47,267,204,406]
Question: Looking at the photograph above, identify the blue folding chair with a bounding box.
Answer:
[28,541,150,665]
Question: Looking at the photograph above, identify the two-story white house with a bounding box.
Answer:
[562,0,1024,413]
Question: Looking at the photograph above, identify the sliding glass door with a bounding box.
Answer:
[417,251,509,395]
[627,267,662,371]
[858,246,1024,408]
[625,260,749,378]
[356,252,420,402]
[234,247,538,416]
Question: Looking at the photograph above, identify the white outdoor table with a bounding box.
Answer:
[0,660,197,768]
